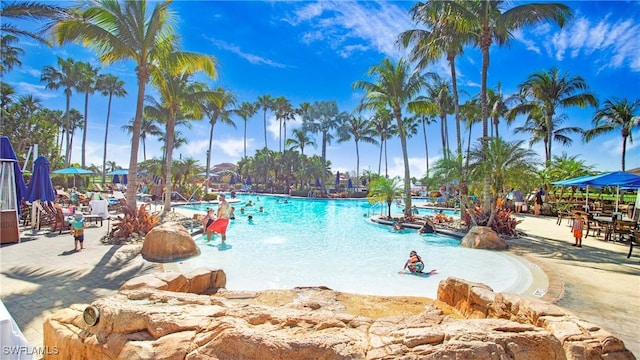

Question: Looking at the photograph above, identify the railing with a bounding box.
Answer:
[186,183,204,202]
[367,201,384,217]
[307,190,318,198]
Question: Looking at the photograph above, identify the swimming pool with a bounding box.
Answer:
[175,195,535,299]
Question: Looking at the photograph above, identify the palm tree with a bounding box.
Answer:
[96,73,127,185]
[257,94,273,150]
[0,1,66,45]
[66,108,84,156]
[400,1,472,158]
[354,58,425,214]
[41,57,82,166]
[55,0,216,209]
[75,61,99,168]
[488,83,508,138]
[273,96,299,153]
[418,114,436,178]
[423,73,453,159]
[367,176,403,218]
[150,64,217,212]
[460,98,481,170]
[454,0,571,212]
[513,105,583,162]
[122,117,162,162]
[203,87,236,193]
[286,128,316,156]
[507,67,597,164]
[467,138,539,200]
[584,98,640,171]
[370,107,395,177]
[1,35,24,74]
[338,115,378,188]
[235,101,259,158]
[303,101,344,188]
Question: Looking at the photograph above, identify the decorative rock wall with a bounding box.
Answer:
[42,271,635,360]
[437,277,635,359]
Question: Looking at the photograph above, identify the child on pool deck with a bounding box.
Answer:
[69,213,85,251]
[572,213,583,247]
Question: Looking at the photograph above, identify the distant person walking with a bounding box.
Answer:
[207,194,232,243]
[572,213,583,248]
[513,189,524,213]
[534,189,544,216]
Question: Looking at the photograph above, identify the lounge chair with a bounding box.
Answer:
[50,206,68,234]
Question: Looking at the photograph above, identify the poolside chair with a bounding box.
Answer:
[50,206,68,234]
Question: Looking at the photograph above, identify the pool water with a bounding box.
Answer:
[176,195,533,298]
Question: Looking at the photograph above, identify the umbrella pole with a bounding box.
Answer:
[31,200,38,233]
[615,186,620,214]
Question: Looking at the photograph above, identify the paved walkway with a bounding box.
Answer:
[1,211,638,356]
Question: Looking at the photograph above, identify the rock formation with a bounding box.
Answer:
[42,270,635,360]
[460,226,509,250]
[141,221,200,262]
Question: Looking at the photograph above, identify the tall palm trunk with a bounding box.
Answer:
[384,138,389,178]
[481,26,492,216]
[142,136,147,161]
[205,122,214,194]
[440,114,447,158]
[125,68,148,210]
[450,58,462,157]
[422,117,429,178]
[393,105,411,214]
[81,91,89,168]
[378,136,383,174]
[243,120,247,158]
[164,114,176,212]
[64,89,71,166]
[621,135,628,171]
[101,92,113,185]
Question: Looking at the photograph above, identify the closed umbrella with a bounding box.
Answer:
[347,178,353,190]
[315,177,321,187]
[112,175,120,184]
[245,175,251,185]
[25,156,56,231]
[0,136,27,215]
[335,171,340,187]
[362,178,367,186]
[230,174,236,185]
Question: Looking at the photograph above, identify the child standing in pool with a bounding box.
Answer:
[202,208,216,242]
[404,250,424,273]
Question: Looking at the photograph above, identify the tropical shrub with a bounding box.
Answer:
[110,204,159,239]
[462,208,522,237]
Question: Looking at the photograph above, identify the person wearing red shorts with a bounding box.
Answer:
[208,194,232,243]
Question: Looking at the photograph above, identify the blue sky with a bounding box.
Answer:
[5,0,640,178]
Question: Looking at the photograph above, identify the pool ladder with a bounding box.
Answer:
[307,190,319,198]
[367,201,384,217]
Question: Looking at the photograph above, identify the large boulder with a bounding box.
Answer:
[460,226,508,250]
[141,222,200,262]
[42,272,635,360]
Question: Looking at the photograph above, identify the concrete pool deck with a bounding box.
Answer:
[0,210,638,357]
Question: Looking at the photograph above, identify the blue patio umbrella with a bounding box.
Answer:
[230,174,236,185]
[245,175,251,185]
[122,174,128,184]
[52,166,93,187]
[347,178,353,189]
[335,171,340,187]
[0,136,27,214]
[112,175,120,184]
[362,178,367,186]
[315,177,321,187]
[25,156,56,202]
[106,169,128,176]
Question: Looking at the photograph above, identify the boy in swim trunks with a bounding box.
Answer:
[69,213,85,251]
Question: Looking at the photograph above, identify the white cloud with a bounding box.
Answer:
[212,137,245,158]
[12,82,59,100]
[287,1,413,59]
[512,28,541,55]
[204,36,289,68]
[549,15,640,72]
[19,65,42,77]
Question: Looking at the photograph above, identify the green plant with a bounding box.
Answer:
[110,204,159,239]
[462,208,522,237]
